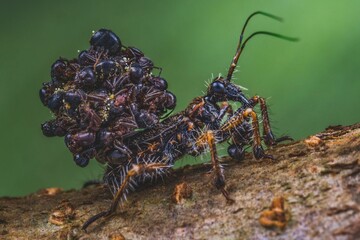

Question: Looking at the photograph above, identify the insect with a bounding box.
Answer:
[39,11,297,231]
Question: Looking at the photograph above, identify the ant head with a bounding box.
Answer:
[206,77,249,104]
[90,29,122,55]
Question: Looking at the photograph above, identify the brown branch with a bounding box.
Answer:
[1,124,360,239]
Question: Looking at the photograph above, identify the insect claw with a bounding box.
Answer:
[264,154,275,160]
[253,145,273,160]
[263,131,277,146]
[82,209,112,232]
[253,146,275,160]
[276,135,294,143]
[220,188,235,204]
[264,131,293,146]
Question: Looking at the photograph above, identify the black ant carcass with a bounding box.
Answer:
[39,11,297,230]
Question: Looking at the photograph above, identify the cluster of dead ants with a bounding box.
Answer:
[40,11,297,231]
[40,29,176,167]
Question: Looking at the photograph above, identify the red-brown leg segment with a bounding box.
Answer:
[205,130,234,202]
[194,108,271,202]
[82,163,170,231]
[251,96,293,146]
[221,107,273,159]
[195,130,234,202]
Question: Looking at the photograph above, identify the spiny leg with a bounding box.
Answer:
[82,163,170,231]
[221,108,273,159]
[252,96,293,146]
[197,130,234,202]
[243,108,273,159]
[227,119,252,161]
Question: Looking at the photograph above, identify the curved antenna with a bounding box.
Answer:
[226,11,298,81]
[241,31,299,50]
[236,11,283,53]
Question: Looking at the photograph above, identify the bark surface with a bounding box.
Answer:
[0,124,359,240]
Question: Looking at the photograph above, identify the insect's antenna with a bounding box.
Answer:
[241,31,299,51]
[237,12,283,51]
[226,11,296,81]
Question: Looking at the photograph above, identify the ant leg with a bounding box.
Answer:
[82,163,170,231]
[227,121,252,161]
[243,108,273,159]
[252,96,293,146]
[198,131,234,202]
[221,108,273,160]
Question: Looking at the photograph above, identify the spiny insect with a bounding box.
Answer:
[39,11,297,231]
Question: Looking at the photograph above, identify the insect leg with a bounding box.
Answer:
[221,108,273,159]
[252,96,293,146]
[226,116,252,161]
[82,163,171,231]
[197,130,234,202]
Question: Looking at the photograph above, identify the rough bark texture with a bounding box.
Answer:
[1,124,359,240]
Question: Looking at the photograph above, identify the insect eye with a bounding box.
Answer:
[211,81,225,94]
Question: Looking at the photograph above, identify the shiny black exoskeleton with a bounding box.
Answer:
[47,92,64,112]
[41,27,178,169]
[41,120,67,137]
[124,46,144,59]
[90,29,122,55]
[76,67,97,86]
[95,60,118,81]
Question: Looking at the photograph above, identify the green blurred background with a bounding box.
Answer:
[1,1,359,196]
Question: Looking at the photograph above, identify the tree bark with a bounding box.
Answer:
[1,124,359,240]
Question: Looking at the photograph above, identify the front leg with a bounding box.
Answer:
[197,130,234,202]
[228,96,293,147]
[252,96,293,146]
[221,107,273,159]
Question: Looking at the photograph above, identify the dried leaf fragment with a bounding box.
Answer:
[259,196,289,230]
[49,200,75,225]
[109,232,126,240]
[39,187,63,196]
[305,136,322,147]
[172,182,193,204]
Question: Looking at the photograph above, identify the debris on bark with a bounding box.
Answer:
[49,200,76,226]
[172,182,193,204]
[0,123,359,239]
[259,196,289,230]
